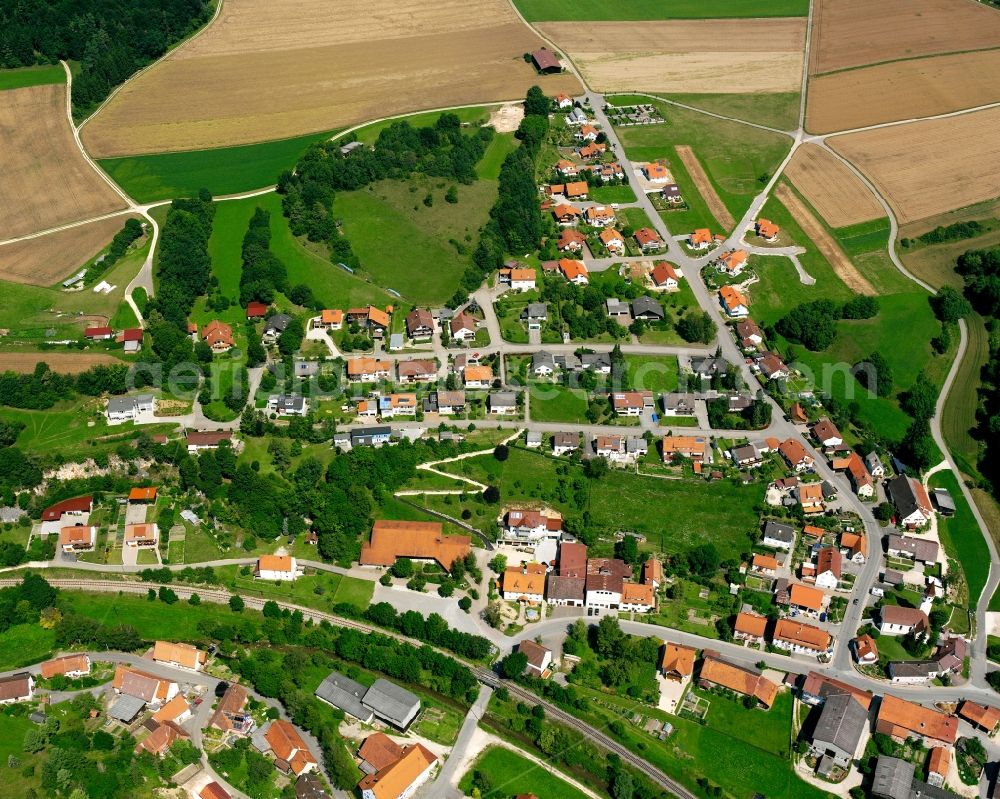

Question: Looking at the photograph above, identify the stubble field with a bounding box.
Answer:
[809,0,1000,75]
[806,50,1000,133]
[0,352,123,374]
[0,215,136,287]
[829,107,1000,224]
[0,84,126,240]
[784,144,883,228]
[537,19,804,94]
[80,0,580,157]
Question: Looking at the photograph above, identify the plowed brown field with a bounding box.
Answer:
[830,106,1000,224]
[81,0,580,157]
[784,144,883,228]
[0,352,123,374]
[0,84,126,240]
[807,50,1000,133]
[0,215,137,287]
[810,0,1000,75]
[537,19,804,94]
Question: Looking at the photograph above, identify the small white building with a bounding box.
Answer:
[255,555,299,581]
[106,394,154,424]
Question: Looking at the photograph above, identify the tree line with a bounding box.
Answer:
[0,0,213,117]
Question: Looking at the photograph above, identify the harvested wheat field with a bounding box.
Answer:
[807,50,1000,133]
[810,0,1000,75]
[675,145,735,230]
[830,106,1000,224]
[81,0,580,157]
[774,183,874,295]
[538,19,804,93]
[784,145,883,228]
[0,352,123,374]
[0,215,138,287]
[0,84,126,240]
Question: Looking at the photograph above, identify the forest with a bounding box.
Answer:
[0,0,213,116]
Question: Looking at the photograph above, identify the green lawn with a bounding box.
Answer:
[208,199,261,300]
[618,206,658,232]
[477,133,519,180]
[613,97,792,228]
[930,470,990,608]
[219,567,374,612]
[528,384,590,423]
[332,176,496,304]
[98,129,338,203]
[459,746,590,799]
[0,64,66,90]
[0,624,55,670]
[0,710,47,797]
[588,183,638,204]
[692,686,793,756]
[658,92,801,131]
[627,354,679,393]
[512,0,807,21]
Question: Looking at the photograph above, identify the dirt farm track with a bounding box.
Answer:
[0,84,126,240]
[830,106,1000,225]
[80,0,580,157]
[809,0,1000,75]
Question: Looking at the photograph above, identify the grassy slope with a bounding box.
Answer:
[929,470,990,608]
[0,64,66,90]
[657,92,801,131]
[98,129,338,203]
[458,746,590,799]
[943,313,990,479]
[612,97,791,229]
[476,133,518,180]
[332,176,496,305]
[513,0,808,21]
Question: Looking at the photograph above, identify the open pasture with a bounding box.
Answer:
[830,107,1000,224]
[807,50,1000,134]
[0,84,126,240]
[537,19,804,94]
[784,144,883,228]
[0,215,137,287]
[80,0,580,157]
[809,0,1000,75]
[675,145,735,230]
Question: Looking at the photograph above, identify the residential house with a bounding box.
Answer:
[620,582,655,612]
[584,206,616,227]
[347,358,392,382]
[762,520,796,550]
[488,391,518,415]
[546,575,585,607]
[316,309,343,330]
[577,141,605,160]
[186,430,233,453]
[255,555,300,581]
[397,359,437,383]
[690,356,728,379]
[40,654,91,680]
[153,694,192,726]
[660,435,707,463]
[502,564,546,603]
[631,296,664,321]
[463,365,493,388]
[634,227,663,252]
[575,123,599,142]
[731,442,765,469]
[854,634,880,665]
[594,435,625,462]
[522,302,548,330]
[450,313,478,342]
[262,314,291,344]
[778,438,814,472]
[773,619,832,656]
[798,482,825,514]
[599,228,625,253]
[152,641,206,671]
[532,351,556,377]
[209,684,252,733]
[360,520,470,572]
[584,558,631,609]
[660,643,696,682]
[840,532,868,563]
[552,204,581,225]
[751,554,779,576]
[812,419,843,449]
[113,665,177,704]
[698,657,777,708]
[642,162,670,183]
[135,719,189,757]
[428,390,465,416]
[0,673,35,704]
[875,694,958,746]
[246,301,268,319]
[789,583,825,616]
[266,720,319,776]
[927,747,949,788]
[719,285,749,318]
[886,534,938,565]
[879,605,929,636]
[106,394,154,424]
[123,523,158,548]
[734,612,768,646]
[357,740,437,799]
[810,693,868,768]
[348,306,391,331]
[887,476,934,529]
[688,229,713,250]
[611,391,645,417]
[649,261,680,291]
[756,219,780,242]
[508,268,537,292]
[846,453,875,498]
[865,452,886,479]
[405,309,434,340]
[350,426,393,448]
[503,509,562,542]
[643,558,663,588]
[958,701,1000,735]
[756,352,790,381]
[662,392,696,417]
[799,672,874,709]
[517,640,553,676]
[564,181,589,200]
[718,249,748,276]
[558,228,587,252]
[201,320,234,352]
[58,525,96,552]
[268,395,308,416]
[552,432,580,456]
[558,258,589,285]
[555,158,578,177]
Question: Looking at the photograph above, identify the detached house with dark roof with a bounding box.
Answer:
[887,476,934,528]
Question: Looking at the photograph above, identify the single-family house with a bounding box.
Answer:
[552,432,579,456]
[879,606,928,636]
[887,476,933,528]
[564,181,589,200]
[865,452,886,479]
[789,583,825,615]
[347,358,393,382]
[631,296,664,321]
[762,520,796,550]
[773,619,832,656]
[620,582,656,612]
[558,228,587,252]
[886,534,938,565]
[488,391,517,415]
[812,419,843,449]
[756,219,780,242]
[268,395,308,416]
[106,394,154,424]
[558,258,589,285]
[246,301,268,319]
[255,555,299,581]
[660,643,696,682]
[58,525,96,552]
[552,204,581,225]
[719,285,749,318]
[266,720,319,776]
[532,350,556,376]
[397,359,437,383]
[734,611,768,646]
[575,123,599,142]
[463,364,492,388]
[357,740,437,799]
[0,673,35,704]
[522,302,548,330]
[584,206,616,227]
[634,227,663,252]
[123,523,158,548]
[853,634,880,665]
[735,318,764,350]
[599,227,625,253]
[642,162,670,183]
[405,309,434,340]
[660,435,707,463]
[502,564,546,603]
[611,391,644,416]
[698,657,777,708]
[316,309,343,330]
[649,261,680,291]
[41,654,91,680]
[201,320,234,352]
[751,554,779,576]
[662,393,696,417]
[152,641,206,671]
[847,453,875,498]
[798,482,825,514]
[186,430,233,453]
[779,438,814,472]
[718,249,748,276]
[517,640,553,676]
[688,228,713,250]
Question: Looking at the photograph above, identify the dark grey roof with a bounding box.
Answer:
[553,432,579,448]
[296,774,330,799]
[108,694,146,722]
[631,296,664,319]
[931,488,956,514]
[267,314,291,331]
[812,693,868,755]
[887,475,926,520]
[314,672,372,721]
[872,757,915,799]
[271,395,306,412]
[663,392,696,413]
[489,391,517,406]
[606,298,630,315]
[107,396,137,414]
[525,302,548,318]
[888,661,940,679]
[362,679,420,728]
[532,351,556,370]
[887,534,938,562]
[763,520,795,543]
[727,394,752,411]
[690,356,728,377]
[294,360,320,377]
[865,451,884,472]
[581,352,611,369]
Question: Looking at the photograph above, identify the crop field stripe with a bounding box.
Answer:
[0,64,66,91]
[784,144,884,228]
[512,0,809,22]
[675,145,735,230]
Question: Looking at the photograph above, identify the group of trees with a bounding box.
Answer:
[775,295,878,351]
[707,395,772,430]
[0,361,130,411]
[852,351,894,398]
[86,218,144,285]
[0,573,57,636]
[239,207,288,306]
[901,220,985,248]
[0,0,213,116]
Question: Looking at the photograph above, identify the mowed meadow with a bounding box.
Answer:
[80,0,579,157]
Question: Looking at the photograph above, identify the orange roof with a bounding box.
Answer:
[644,162,669,179]
[779,438,809,465]
[799,483,824,506]
[553,203,581,219]
[128,487,157,502]
[959,701,1000,732]
[503,566,545,597]
[660,643,696,678]
[200,783,231,799]
[358,743,437,799]
[558,258,589,281]
[113,665,173,702]
[752,554,779,571]
[510,268,535,281]
[634,227,662,246]
[347,357,392,376]
[841,532,868,559]
[321,309,343,324]
[558,229,587,249]
[650,261,679,285]
[757,219,780,239]
[700,658,777,707]
[877,694,958,745]
[643,558,663,585]
[153,694,190,724]
[927,746,949,776]
[40,654,90,679]
[690,228,712,245]
[599,228,624,245]
[621,582,655,606]
[720,249,748,272]
[802,525,825,538]
[359,733,405,772]
[774,619,831,652]
[565,181,589,198]
[847,452,872,486]
[360,520,471,571]
[556,158,576,171]
[123,523,157,543]
[367,306,390,328]
[153,641,205,669]
[257,554,294,573]
[789,583,825,611]
[661,435,707,460]
[855,634,879,662]
[719,285,748,311]
[585,206,615,222]
[464,365,493,382]
[734,612,768,639]
[266,720,317,774]
[135,720,185,756]
[201,320,234,347]
[59,526,95,547]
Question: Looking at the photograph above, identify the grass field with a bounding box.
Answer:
[351,107,493,145]
[943,314,989,479]
[0,623,54,670]
[612,96,791,227]
[627,354,679,393]
[930,470,990,608]
[459,746,589,799]
[219,566,375,612]
[513,0,808,21]
[332,175,496,304]
[0,710,46,797]
[0,64,66,90]
[476,133,518,181]
[659,91,801,131]
[434,447,762,558]
[99,129,338,203]
[528,384,590,423]
[588,183,638,204]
